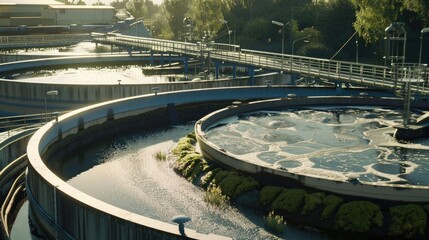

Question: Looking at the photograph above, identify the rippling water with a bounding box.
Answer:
[52,124,329,240]
[5,65,184,84]
[206,107,429,186]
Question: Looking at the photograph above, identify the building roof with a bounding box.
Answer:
[0,0,63,5]
[47,5,115,10]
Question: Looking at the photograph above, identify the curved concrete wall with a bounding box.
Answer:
[26,87,397,239]
[0,54,282,115]
[195,96,429,202]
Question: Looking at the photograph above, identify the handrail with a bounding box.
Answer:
[0,34,92,49]
[93,33,429,96]
[0,169,26,239]
[0,112,64,136]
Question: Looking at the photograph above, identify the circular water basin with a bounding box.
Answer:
[49,124,328,240]
[205,107,429,186]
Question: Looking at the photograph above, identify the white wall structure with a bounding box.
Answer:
[0,0,63,26]
[42,5,115,25]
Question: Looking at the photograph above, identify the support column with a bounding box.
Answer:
[150,50,154,65]
[335,82,343,94]
[232,64,237,79]
[248,66,255,86]
[160,53,164,66]
[184,58,189,75]
[215,61,220,79]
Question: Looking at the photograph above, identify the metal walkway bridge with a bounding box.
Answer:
[1,33,428,97]
[91,33,429,97]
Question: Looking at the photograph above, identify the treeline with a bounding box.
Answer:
[113,0,428,64]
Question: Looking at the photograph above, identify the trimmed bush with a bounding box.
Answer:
[175,152,202,172]
[302,192,325,215]
[259,186,284,207]
[172,136,195,155]
[271,189,307,213]
[321,194,343,220]
[234,178,260,198]
[213,170,239,185]
[265,211,287,234]
[218,174,261,198]
[219,175,244,198]
[201,168,221,188]
[335,201,383,233]
[388,204,427,238]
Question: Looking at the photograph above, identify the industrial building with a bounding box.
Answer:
[0,0,115,27]
[42,5,115,25]
[0,0,63,26]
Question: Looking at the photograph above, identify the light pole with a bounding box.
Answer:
[220,19,233,46]
[44,90,58,122]
[272,20,287,69]
[292,35,310,55]
[419,27,429,66]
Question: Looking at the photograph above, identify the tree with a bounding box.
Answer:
[402,0,429,27]
[189,0,224,40]
[351,0,401,43]
[163,0,190,40]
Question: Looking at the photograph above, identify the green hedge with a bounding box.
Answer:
[388,204,427,238]
[302,192,325,215]
[259,186,284,207]
[321,194,343,220]
[271,189,307,213]
[335,201,383,233]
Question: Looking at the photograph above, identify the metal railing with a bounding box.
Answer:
[0,34,92,49]
[0,112,62,137]
[92,33,429,96]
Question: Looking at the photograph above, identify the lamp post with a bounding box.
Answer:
[292,35,310,55]
[220,19,233,46]
[419,27,429,66]
[272,20,287,69]
[44,90,58,122]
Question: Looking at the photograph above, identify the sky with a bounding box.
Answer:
[84,0,164,6]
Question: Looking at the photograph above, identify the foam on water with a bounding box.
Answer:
[206,107,429,186]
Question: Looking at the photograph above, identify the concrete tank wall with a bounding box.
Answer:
[23,87,411,239]
[0,54,282,115]
[194,96,429,202]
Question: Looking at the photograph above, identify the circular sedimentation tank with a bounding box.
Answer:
[195,97,429,202]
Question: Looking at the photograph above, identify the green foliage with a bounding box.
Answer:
[213,170,238,185]
[259,186,284,207]
[350,0,399,43]
[218,174,260,198]
[265,211,287,234]
[153,150,167,161]
[271,189,307,214]
[204,184,230,209]
[175,152,202,172]
[388,204,427,239]
[335,201,383,233]
[302,192,325,215]
[182,157,201,179]
[234,177,260,198]
[189,0,224,40]
[201,168,221,188]
[218,175,244,198]
[163,0,190,39]
[172,135,195,155]
[321,194,343,220]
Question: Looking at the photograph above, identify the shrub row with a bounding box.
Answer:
[171,133,428,239]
